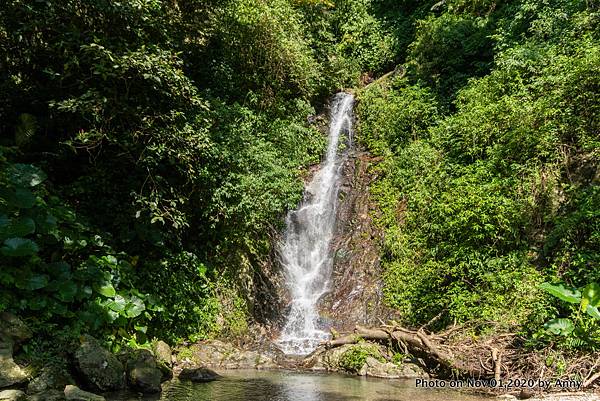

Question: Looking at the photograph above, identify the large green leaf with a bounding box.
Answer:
[105,295,127,312]
[540,282,581,304]
[13,188,36,209]
[586,305,600,321]
[10,164,46,187]
[56,281,78,302]
[0,217,36,239]
[94,282,116,297]
[582,283,600,307]
[26,274,49,290]
[125,296,145,318]
[544,318,575,336]
[1,238,39,257]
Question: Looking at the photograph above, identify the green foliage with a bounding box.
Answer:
[0,153,161,345]
[0,0,398,352]
[535,281,600,350]
[357,0,599,338]
[339,343,384,373]
[408,12,493,99]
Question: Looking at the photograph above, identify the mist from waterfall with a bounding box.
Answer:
[276,92,355,355]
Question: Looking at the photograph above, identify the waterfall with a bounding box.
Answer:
[277,92,355,355]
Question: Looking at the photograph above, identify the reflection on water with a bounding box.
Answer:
[106,370,490,401]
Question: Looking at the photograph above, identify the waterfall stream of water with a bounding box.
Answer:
[276,92,355,355]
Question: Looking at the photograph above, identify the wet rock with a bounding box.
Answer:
[151,341,173,382]
[27,365,74,394]
[180,340,279,370]
[0,390,26,401]
[152,341,172,367]
[357,356,427,379]
[125,349,162,393]
[74,336,125,391]
[63,386,104,401]
[177,368,219,383]
[0,313,31,388]
[26,390,65,401]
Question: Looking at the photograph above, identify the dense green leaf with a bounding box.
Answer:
[0,217,36,239]
[26,274,49,290]
[10,164,47,187]
[544,318,575,336]
[56,281,78,302]
[1,237,39,257]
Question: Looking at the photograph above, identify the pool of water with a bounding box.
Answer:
[107,370,491,401]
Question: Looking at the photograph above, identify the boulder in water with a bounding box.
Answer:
[125,349,162,393]
[63,386,104,401]
[177,368,219,383]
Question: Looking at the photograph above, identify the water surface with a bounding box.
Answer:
[108,370,490,401]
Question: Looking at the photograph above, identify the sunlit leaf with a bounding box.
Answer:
[540,282,581,304]
[125,296,145,318]
[95,282,116,297]
[544,318,574,336]
[582,283,600,307]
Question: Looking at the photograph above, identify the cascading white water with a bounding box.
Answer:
[277,92,354,355]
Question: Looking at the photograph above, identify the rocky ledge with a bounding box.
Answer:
[0,313,194,401]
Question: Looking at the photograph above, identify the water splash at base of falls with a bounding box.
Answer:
[276,92,354,355]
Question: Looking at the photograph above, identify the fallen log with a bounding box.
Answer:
[320,324,493,378]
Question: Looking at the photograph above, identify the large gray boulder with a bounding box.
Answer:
[74,336,125,391]
[152,341,172,367]
[27,365,74,394]
[0,341,28,388]
[0,390,26,401]
[150,342,173,382]
[179,340,278,370]
[125,349,162,393]
[63,386,104,401]
[0,313,32,388]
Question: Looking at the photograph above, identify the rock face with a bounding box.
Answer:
[319,152,400,332]
[177,368,219,383]
[0,313,31,388]
[27,365,74,394]
[178,340,278,370]
[125,349,162,393]
[74,336,125,391]
[0,390,26,401]
[63,386,104,401]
